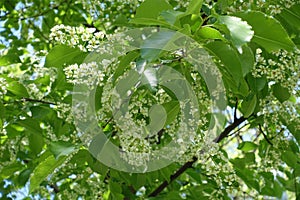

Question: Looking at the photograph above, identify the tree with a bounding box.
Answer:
[0,0,299,199]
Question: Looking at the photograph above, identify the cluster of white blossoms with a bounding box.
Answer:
[49,24,105,52]
[55,102,74,124]
[252,48,300,93]
[64,62,105,88]
[0,77,8,96]
[196,143,242,199]
[227,0,297,15]
[0,137,20,172]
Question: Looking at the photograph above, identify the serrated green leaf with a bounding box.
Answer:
[49,141,76,159]
[134,0,172,19]
[238,46,254,76]
[160,10,183,26]
[7,81,29,98]
[237,141,258,152]
[236,12,295,52]
[241,94,257,117]
[205,41,243,82]
[218,16,254,51]
[18,169,32,186]
[162,101,180,126]
[272,83,291,103]
[0,163,24,180]
[45,45,88,68]
[29,133,44,154]
[280,5,300,29]
[141,30,176,61]
[129,18,179,29]
[29,155,67,193]
[246,74,267,92]
[186,0,203,15]
[113,51,139,83]
[147,104,167,134]
[277,5,300,44]
[196,26,225,40]
[17,118,42,136]
[281,151,298,168]
[0,48,21,66]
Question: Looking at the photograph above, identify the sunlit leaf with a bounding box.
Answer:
[236,11,295,52]
[218,16,254,51]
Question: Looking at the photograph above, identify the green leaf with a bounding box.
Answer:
[281,151,298,168]
[277,5,300,44]
[160,10,183,26]
[186,0,203,15]
[218,16,254,51]
[45,45,88,68]
[134,0,172,19]
[18,169,32,186]
[272,83,291,103]
[29,132,44,155]
[196,26,225,40]
[29,155,67,193]
[0,48,21,66]
[280,5,300,29]
[236,12,295,52]
[246,74,267,92]
[17,118,44,154]
[17,118,42,136]
[0,44,6,50]
[241,94,257,117]
[238,46,254,76]
[30,106,53,120]
[7,81,29,98]
[0,163,24,180]
[147,104,167,134]
[205,41,243,83]
[109,180,123,198]
[162,101,180,125]
[113,51,139,83]
[129,18,179,29]
[141,30,176,61]
[237,141,258,152]
[49,141,76,159]
[235,168,260,191]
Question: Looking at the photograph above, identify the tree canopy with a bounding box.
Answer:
[0,0,299,199]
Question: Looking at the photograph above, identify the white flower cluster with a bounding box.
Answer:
[252,48,300,93]
[48,159,107,199]
[198,143,241,198]
[55,102,73,124]
[27,83,45,99]
[227,0,297,15]
[49,24,105,52]
[0,77,8,96]
[64,62,105,88]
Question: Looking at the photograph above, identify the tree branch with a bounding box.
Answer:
[213,116,247,143]
[22,97,55,105]
[148,116,248,197]
[258,124,273,145]
[148,156,197,197]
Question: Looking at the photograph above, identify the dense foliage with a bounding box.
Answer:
[0,0,299,199]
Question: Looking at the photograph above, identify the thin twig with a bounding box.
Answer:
[258,125,273,145]
[234,98,238,121]
[22,97,55,105]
